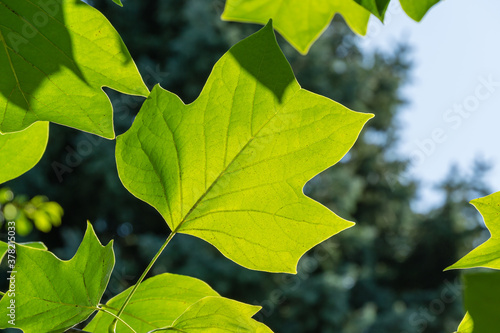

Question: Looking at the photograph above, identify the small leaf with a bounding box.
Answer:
[116,22,372,273]
[0,0,149,138]
[154,296,272,333]
[0,222,114,333]
[462,272,500,332]
[447,191,500,270]
[112,0,123,6]
[0,122,48,184]
[456,312,474,333]
[353,0,390,20]
[400,0,441,22]
[85,273,219,332]
[221,0,370,54]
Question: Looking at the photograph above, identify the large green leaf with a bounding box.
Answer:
[400,0,441,22]
[0,222,114,332]
[116,22,372,273]
[155,296,272,333]
[461,272,500,333]
[221,0,370,54]
[86,273,269,332]
[447,191,500,270]
[0,0,148,138]
[353,0,390,20]
[0,122,48,184]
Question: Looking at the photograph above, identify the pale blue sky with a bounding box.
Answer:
[358,0,500,209]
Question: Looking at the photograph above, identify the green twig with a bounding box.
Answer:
[109,231,176,332]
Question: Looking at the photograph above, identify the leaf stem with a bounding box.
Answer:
[109,231,176,332]
[97,305,137,333]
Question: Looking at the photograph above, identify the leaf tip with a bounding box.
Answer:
[443,264,455,272]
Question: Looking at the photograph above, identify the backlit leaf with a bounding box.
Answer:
[0,122,48,184]
[154,296,272,333]
[86,273,270,332]
[0,222,114,332]
[221,0,370,54]
[456,312,474,333]
[353,0,390,20]
[116,22,372,273]
[0,0,148,138]
[447,191,500,270]
[222,0,442,53]
[400,0,441,22]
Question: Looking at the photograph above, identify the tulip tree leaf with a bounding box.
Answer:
[353,0,390,20]
[222,0,442,54]
[447,191,500,270]
[0,0,149,138]
[0,222,114,333]
[155,296,272,333]
[0,122,48,184]
[86,273,219,332]
[400,0,441,22]
[116,22,372,273]
[85,273,269,332]
[461,272,500,333]
[221,0,370,54]
[455,312,474,333]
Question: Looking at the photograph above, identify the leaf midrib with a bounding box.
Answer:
[173,87,300,233]
[0,30,31,114]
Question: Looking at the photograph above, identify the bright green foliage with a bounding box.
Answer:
[86,273,219,332]
[0,241,47,262]
[112,0,123,6]
[221,0,370,54]
[87,274,269,332]
[222,0,442,53]
[400,0,441,21]
[156,296,272,332]
[461,272,500,333]
[0,0,148,138]
[0,122,48,184]
[353,0,390,20]
[0,222,114,333]
[447,191,500,270]
[456,312,474,333]
[116,22,372,273]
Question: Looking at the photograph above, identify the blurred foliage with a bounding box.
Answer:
[2,0,492,332]
[0,188,63,236]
